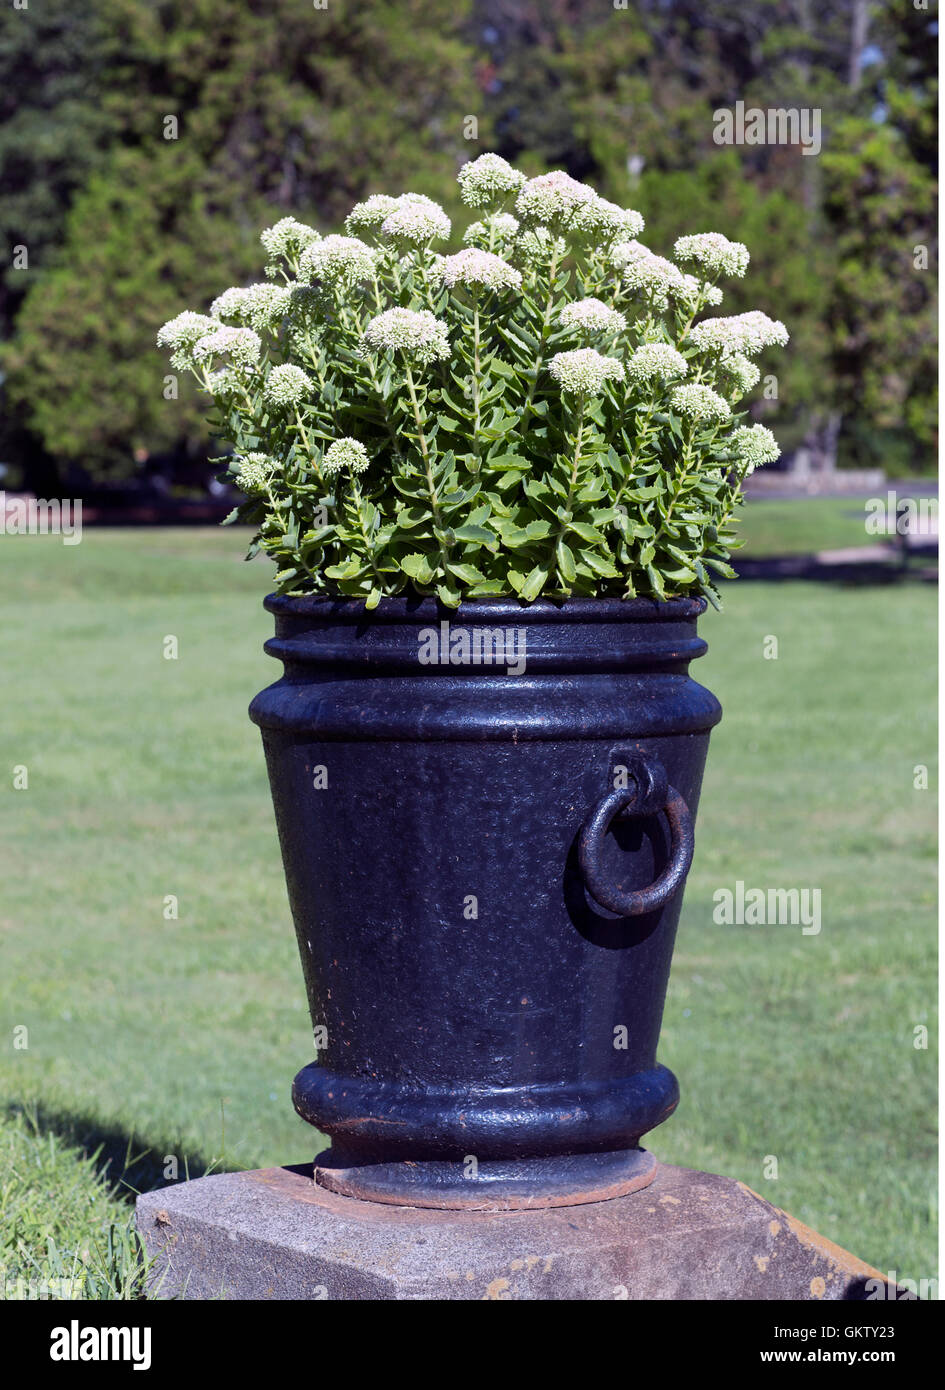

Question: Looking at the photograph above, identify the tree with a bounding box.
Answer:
[3,0,486,482]
[476,0,937,472]
[2,0,936,482]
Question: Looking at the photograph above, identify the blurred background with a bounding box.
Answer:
[0,0,937,506]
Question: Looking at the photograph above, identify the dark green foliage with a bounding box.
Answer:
[0,0,935,484]
[2,0,483,481]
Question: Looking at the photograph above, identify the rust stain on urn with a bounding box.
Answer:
[483,1277,511,1300]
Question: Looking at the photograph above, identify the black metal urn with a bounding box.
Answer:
[249,595,721,1210]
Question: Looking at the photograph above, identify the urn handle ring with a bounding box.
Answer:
[578,755,694,917]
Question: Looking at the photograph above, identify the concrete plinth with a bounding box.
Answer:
[135,1161,892,1301]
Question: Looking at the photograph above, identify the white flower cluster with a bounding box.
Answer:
[210,287,252,320]
[157,311,217,367]
[549,348,624,397]
[434,248,522,294]
[299,235,377,288]
[454,159,644,248]
[264,363,313,408]
[669,383,731,424]
[380,195,451,247]
[718,352,762,397]
[211,283,292,332]
[362,307,450,365]
[674,232,749,279]
[323,437,370,476]
[515,170,597,226]
[344,194,401,235]
[511,225,568,266]
[677,274,724,309]
[730,423,780,472]
[689,311,790,357]
[235,452,275,494]
[462,213,520,248]
[626,342,688,386]
[611,241,697,309]
[192,326,262,367]
[457,153,526,207]
[260,217,321,264]
[559,298,626,339]
[207,366,248,397]
[570,197,645,245]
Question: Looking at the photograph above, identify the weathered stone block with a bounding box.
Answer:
[136,1162,891,1301]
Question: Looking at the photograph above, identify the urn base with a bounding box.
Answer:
[313,1144,657,1211]
[294,1057,678,1210]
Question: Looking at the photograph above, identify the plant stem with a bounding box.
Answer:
[613,398,657,511]
[551,396,586,591]
[471,296,482,471]
[404,364,431,465]
[350,476,386,588]
[520,241,562,427]
[404,362,448,579]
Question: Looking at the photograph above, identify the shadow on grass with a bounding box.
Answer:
[732,551,936,585]
[4,1099,239,1203]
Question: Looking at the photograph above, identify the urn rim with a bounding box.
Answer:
[263,592,708,625]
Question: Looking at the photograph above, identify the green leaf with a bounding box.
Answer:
[520,564,550,601]
[484,452,529,471]
[704,557,738,579]
[325,559,367,580]
[436,581,462,608]
[645,564,667,598]
[556,539,576,583]
[567,521,602,544]
[400,552,436,585]
[580,550,619,578]
[464,580,508,597]
[446,561,486,584]
[451,524,496,547]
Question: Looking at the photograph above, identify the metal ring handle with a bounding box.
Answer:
[578,760,694,917]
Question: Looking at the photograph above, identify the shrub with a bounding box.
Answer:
[158,155,787,607]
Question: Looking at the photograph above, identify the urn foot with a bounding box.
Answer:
[313,1145,658,1210]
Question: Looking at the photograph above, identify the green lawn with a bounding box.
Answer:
[0,526,936,1296]
[0,1106,150,1300]
[740,496,874,556]
[738,487,937,559]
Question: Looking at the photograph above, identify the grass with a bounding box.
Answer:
[0,1106,151,1299]
[0,523,936,1296]
[739,496,878,556]
[738,488,937,559]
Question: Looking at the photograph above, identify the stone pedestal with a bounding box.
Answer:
[135,1161,891,1301]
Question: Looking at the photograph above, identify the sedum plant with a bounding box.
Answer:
[158,154,787,608]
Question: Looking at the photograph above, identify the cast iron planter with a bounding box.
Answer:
[250,595,721,1210]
